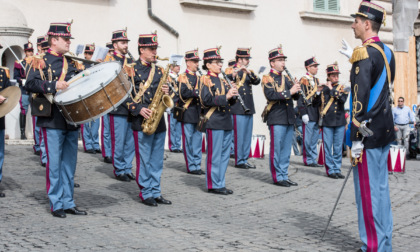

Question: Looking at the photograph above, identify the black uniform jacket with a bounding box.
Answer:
[225,66,260,115]
[320,84,348,127]
[177,70,201,124]
[105,52,133,116]
[200,72,235,130]
[14,58,32,95]
[262,70,299,126]
[298,74,321,122]
[0,66,12,129]
[350,40,395,149]
[26,50,81,130]
[127,60,166,133]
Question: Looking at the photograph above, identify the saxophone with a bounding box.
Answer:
[141,63,174,135]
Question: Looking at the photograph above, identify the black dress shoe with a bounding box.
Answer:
[85,149,96,154]
[234,164,248,169]
[328,173,338,179]
[74,183,80,188]
[0,192,5,197]
[126,173,135,180]
[245,163,256,169]
[142,197,158,207]
[286,179,298,186]
[230,154,235,159]
[208,188,229,195]
[225,188,233,194]
[52,209,66,218]
[177,149,183,153]
[104,156,112,163]
[274,180,290,187]
[34,150,41,156]
[41,163,46,167]
[336,173,345,179]
[155,196,172,204]
[188,170,202,175]
[310,163,323,167]
[95,149,102,154]
[116,174,131,182]
[64,207,87,215]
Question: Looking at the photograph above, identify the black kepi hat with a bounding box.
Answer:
[203,47,223,60]
[47,19,74,39]
[268,45,287,60]
[326,62,340,75]
[351,0,386,26]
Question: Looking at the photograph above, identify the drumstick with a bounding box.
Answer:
[67,70,91,86]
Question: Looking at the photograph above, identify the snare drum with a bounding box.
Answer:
[387,145,406,173]
[54,61,132,125]
[249,134,265,159]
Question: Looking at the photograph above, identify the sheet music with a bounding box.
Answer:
[91,46,109,62]
[75,44,84,56]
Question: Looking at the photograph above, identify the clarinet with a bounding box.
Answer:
[127,50,136,62]
[221,70,251,113]
[284,67,312,106]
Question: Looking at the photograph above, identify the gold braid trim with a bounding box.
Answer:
[262,75,274,86]
[225,67,234,75]
[349,46,369,64]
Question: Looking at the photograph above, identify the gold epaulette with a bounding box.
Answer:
[261,75,274,85]
[349,46,369,64]
[178,73,188,84]
[201,75,214,87]
[73,61,85,71]
[32,56,46,70]
[104,54,113,62]
[25,57,33,64]
[299,77,309,85]
[225,67,234,75]
[0,66,10,78]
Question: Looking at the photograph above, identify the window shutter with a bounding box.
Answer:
[328,0,339,13]
[314,0,326,12]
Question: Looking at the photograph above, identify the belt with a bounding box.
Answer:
[395,123,408,126]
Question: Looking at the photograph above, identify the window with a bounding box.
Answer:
[313,0,340,14]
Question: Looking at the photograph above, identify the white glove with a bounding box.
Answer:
[302,114,309,125]
[339,38,353,59]
[351,141,364,158]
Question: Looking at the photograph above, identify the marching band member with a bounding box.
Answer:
[226,48,260,169]
[262,46,301,187]
[200,47,237,195]
[0,43,11,198]
[319,63,348,179]
[105,29,135,182]
[348,2,395,251]
[101,42,114,163]
[26,21,87,217]
[177,49,204,175]
[80,43,101,155]
[167,63,183,153]
[14,41,34,140]
[128,32,172,206]
[298,57,322,167]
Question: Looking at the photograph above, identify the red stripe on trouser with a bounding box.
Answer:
[101,117,106,157]
[302,123,308,165]
[358,150,378,252]
[206,129,213,189]
[81,125,87,151]
[42,128,52,211]
[109,115,116,174]
[233,115,238,165]
[133,131,144,200]
[269,125,278,183]
[181,123,190,172]
[167,114,172,151]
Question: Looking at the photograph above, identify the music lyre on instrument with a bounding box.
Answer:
[0,86,21,118]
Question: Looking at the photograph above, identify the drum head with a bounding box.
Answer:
[54,61,121,104]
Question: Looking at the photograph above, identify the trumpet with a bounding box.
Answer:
[284,67,312,106]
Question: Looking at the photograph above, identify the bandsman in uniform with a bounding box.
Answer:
[128,32,172,206]
[167,62,182,153]
[298,57,322,167]
[26,21,87,217]
[319,63,348,179]
[225,48,260,169]
[80,43,101,154]
[100,42,114,163]
[261,46,300,187]
[347,2,395,251]
[14,41,34,140]
[105,29,135,181]
[226,58,236,158]
[177,49,204,175]
[0,43,12,198]
[200,47,237,195]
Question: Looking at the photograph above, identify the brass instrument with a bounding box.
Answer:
[141,61,174,135]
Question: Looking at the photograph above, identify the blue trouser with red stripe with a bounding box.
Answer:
[42,128,78,212]
[101,114,112,158]
[269,125,294,182]
[110,115,135,176]
[81,118,100,151]
[205,129,232,189]
[0,130,4,183]
[232,114,253,166]
[167,112,182,151]
[134,130,165,200]
[181,122,202,172]
[353,144,392,252]
[322,125,345,175]
[302,121,319,165]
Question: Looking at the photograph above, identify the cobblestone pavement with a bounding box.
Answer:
[0,144,419,251]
